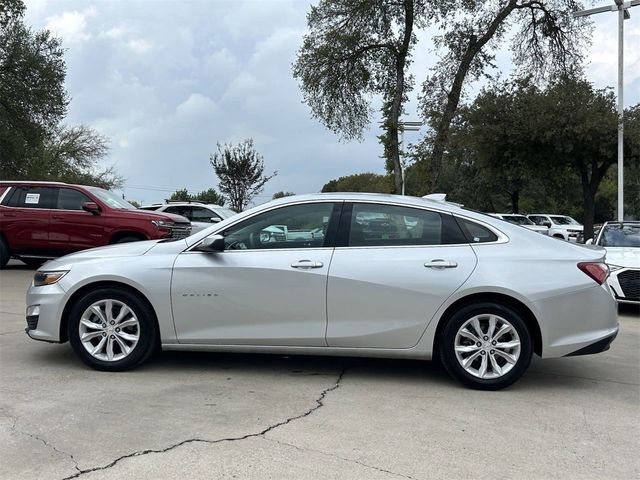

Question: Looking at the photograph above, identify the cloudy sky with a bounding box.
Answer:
[23,0,640,205]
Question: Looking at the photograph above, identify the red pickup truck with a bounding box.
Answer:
[0,181,191,268]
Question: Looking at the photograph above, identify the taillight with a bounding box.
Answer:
[577,262,609,285]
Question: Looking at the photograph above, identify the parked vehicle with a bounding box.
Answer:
[527,214,583,242]
[25,193,617,390]
[0,181,191,268]
[489,213,549,235]
[139,201,236,234]
[587,221,640,304]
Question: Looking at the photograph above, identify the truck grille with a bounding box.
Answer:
[170,225,192,239]
[618,269,640,300]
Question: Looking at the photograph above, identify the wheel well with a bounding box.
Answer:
[59,281,160,343]
[434,292,542,357]
[109,231,147,244]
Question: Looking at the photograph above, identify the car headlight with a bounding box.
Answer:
[151,220,174,229]
[33,271,68,287]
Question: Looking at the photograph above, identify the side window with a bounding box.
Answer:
[5,186,55,209]
[347,203,467,247]
[56,188,92,210]
[164,206,192,219]
[191,206,220,223]
[223,203,336,250]
[529,216,544,226]
[456,217,499,243]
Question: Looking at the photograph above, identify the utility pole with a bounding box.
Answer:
[574,0,639,222]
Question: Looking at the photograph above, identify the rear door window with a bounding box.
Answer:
[3,186,56,209]
[345,203,467,247]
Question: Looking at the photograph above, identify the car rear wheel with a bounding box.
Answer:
[0,237,9,269]
[439,303,533,390]
[68,288,158,371]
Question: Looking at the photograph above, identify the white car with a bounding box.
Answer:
[527,214,583,242]
[588,221,640,304]
[489,214,549,235]
[140,202,237,233]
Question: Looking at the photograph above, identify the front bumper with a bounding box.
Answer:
[608,268,640,304]
[25,283,67,343]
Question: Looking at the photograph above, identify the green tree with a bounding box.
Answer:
[0,1,119,187]
[418,0,589,191]
[169,187,225,205]
[272,191,296,199]
[210,139,276,211]
[293,0,426,194]
[321,172,393,193]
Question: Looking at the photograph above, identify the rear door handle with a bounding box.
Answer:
[424,259,458,269]
[291,260,324,269]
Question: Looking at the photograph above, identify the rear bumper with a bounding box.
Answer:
[564,329,618,357]
[531,284,619,358]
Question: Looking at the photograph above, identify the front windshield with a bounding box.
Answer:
[87,187,136,210]
[503,215,534,226]
[598,224,640,248]
[549,216,579,225]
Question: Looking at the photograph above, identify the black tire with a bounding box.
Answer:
[68,287,158,371]
[20,258,46,268]
[439,303,533,390]
[0,237,9,269]
[113,236,144,244]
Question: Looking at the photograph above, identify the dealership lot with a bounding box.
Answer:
[1,260,638,480]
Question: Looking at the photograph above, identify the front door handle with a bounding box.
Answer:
[291,260,324,269]
[424,259,458,269]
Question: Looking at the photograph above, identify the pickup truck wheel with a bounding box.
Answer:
[0,238,9,269]
[439,303,533,390]
[68,288,158,371]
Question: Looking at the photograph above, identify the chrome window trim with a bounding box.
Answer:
[0,186,12,204]
[185,199,509,253]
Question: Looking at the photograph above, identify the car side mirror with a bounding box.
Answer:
[543,222,551,228]
[585,238,594,245]
[82,202,101,215]
[211,217,221,223]
[194,234,225,252]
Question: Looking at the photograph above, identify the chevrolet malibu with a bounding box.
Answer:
[25,194,618,389]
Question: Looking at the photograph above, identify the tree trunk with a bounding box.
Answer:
[386,0,413,194]
[428,1,516,191]
[582,193,595,242]
[509,190,519,214]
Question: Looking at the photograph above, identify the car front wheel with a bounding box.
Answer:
[68,288,158,371]
[439,303,533,390]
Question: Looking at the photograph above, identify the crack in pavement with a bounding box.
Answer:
[9,418,81,474]
[60,368,347,480]
[263,437,420,480]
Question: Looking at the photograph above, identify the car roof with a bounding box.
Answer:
[0,180,96,189]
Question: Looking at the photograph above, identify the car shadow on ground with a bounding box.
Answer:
[27,341,628,393]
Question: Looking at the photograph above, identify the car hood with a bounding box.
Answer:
[523,225,548,232]
[604,247,640,268]
[555,225,583,231]
[42,240,161,270]
[119,209,190,224]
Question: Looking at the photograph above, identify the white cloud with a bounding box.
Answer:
[44,7,95,44]
[127,38,152,55]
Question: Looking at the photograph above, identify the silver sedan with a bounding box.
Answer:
[25,193,618,389]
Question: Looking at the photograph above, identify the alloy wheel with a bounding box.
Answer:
[454,314,521,379]
[78,299,140,362]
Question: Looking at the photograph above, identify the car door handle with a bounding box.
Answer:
[2,212,16,217]
[52,215,64,220]
[291,260,324,269]
[424,259,458,269]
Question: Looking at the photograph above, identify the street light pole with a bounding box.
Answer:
[397,121,422,195]
[574,0,639,222]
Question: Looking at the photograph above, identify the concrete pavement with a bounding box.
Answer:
[1,260,638,479]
